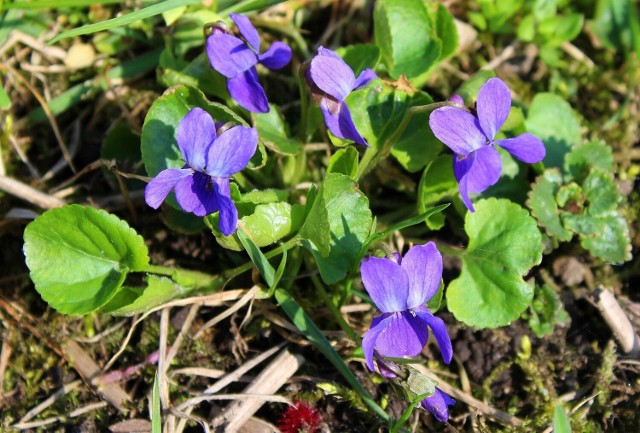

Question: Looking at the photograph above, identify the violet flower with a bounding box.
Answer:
[206,13,292,113]
[428,78,546,211]
[305,46,377,146]
[421,388,455,422]
[361,243,452,370]
[144,108,257,236]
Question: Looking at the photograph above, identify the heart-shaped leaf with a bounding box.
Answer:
[447,198,542,328]
[24,205,149,315]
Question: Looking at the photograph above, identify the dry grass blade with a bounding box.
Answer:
[193,286,261,340]
[595,288,640,356]
[13,401,108,430]
[213,349,304,432]
[63,340,131,413]
[17,380,81,424]
[0,175,66,209]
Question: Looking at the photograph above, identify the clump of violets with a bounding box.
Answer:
[277,401,323,433]
[305,46,377,146]
[206,13,292,113]
[361,242,452,371]
[429,78,546,211]
[144,107,257,236]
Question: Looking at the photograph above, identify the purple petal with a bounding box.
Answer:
[360,256,409,312]
[145,168,192,209]
[495,133,546,163]
[229,13,260,52]
[177,108,216,171]
[429,106,487,155]
[421,388,455,422]
[206,33,257,78]
[448,94,465,105]
[317,46,343,60]
[320,100,368,146]
[174,172,220,217]
[401,243,443,308]
[309,48,355,102]
[227,68,269,113]
[453,145,502,211]
[362,314,391,371]
[373,311,429,359]
[258,41,292,70]
[476,78,511,140]
[414,306,452,365]
[353,68,377,90]
[206,125,258,177]
[212,177,238,236]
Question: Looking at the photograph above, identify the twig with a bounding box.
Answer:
[594,288,640,357]
[0,326,13,396]
[0,174,66,209]
[13,401,108,430]
[481,43,517,71]
[18,380,82,423]
[561,42,595,68]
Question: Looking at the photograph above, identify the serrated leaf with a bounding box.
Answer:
[253,104,302,155]
[583,169,620,216]
[528,169,573,242]
[525,93,582,168]
[562,213,603,236]
[564,140,613,182]
[374,0,441,79]
[528,283,570,337]
[24,205,149,315]
[300,173,372,284]
[580,212,631,263]
[447,199,542,328]
[141,85,245,178]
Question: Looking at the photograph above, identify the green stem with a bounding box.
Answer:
[357,101,471,180]
[437,243,465,257]
[223,236,301,281]
[311,274,360,343]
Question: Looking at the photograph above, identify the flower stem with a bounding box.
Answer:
[357,101,471,180]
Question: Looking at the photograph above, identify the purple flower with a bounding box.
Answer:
[144,108,257,236]
[305,46,377,146]
[428,78,546,211]
[421,388,455,422]
[206,13,292,113]
[361,243,452,371]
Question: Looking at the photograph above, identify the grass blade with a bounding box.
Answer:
[151,371,161,433]
[49,0,200,44]
[275,288,391,424]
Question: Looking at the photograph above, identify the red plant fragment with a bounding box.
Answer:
[277,400,323,433]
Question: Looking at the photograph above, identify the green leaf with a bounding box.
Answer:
[580,212,631,263]
[553,403,572,433]
[417,155,458,230]
[0,85,11,109]
[159,53,228,99]
[528,283,570,337]
[210,201,305,250]
[237,229,276,287]
[564,140,613,182]
[253,104,302,155]
[23,205,150,315]
[447,199,542,328]
[373,0,441,79]
[335,44,381,75]
[49,0,201,43]
[347,82,442,172]
[429,3,458,59]
[538,13,584,44]
[527,169,573,242]
[274,289,390,423]
[152,372,162,433]
[525,93,582,169]
[327,147,359,180]
[300,173,372,284]
[141,85,245,178]
[583,169,620,216]
[589,0,640,54]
